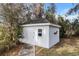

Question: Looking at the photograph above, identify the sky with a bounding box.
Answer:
[45,3,78,22]
[55,3,74,15]
[45,3,74,15]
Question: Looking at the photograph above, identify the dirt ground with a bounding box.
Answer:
[0,36,79,56]
[0,43,35,56]
[35,36,79,56]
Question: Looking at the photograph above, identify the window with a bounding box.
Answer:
[54,31,58,35]
[38,29,42,36]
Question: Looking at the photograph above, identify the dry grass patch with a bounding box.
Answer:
[35,37,79,56]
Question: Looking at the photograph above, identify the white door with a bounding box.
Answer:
[28,29,36,45]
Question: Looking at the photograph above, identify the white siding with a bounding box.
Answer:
[22,25,49,48]
[21,23,60,49]
[49,26,60,48]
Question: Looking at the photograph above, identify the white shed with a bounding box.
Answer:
[20,19,61,48]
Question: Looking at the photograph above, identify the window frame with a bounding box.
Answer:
[38,29,42,37]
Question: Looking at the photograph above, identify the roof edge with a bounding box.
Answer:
[22,23,61,28]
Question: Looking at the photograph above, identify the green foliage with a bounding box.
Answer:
[76,27,79,35]
[58,16,66,38]
[58,16,73,38]
[67,4,79,15]
[72,19,79,35]
[58,15,79,38]
[0,26,15,51]
[46,12,56,24]
[66,3,79,36]
[46,4,57,24]
[0,4,24,51]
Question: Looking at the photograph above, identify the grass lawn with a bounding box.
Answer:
[35,36,79,56]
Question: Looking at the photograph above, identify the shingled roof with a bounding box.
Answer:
[25,18,50,24]
[22,18,61,28]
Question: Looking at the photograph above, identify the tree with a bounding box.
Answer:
[58,16,66,38]
[0,4,24,49]
[72,19,79,35]
[34,3,44,18]
[67,3,79,36]
[67,4,79,15]
[46,3,57,24]
[58,15,73,38]
[22,3,45,23]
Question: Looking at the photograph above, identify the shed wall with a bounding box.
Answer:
[49,26,60,48]
[22,26,49,48]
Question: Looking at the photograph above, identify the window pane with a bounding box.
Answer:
[38,33,42,36]
[38,29,42,36]
[38,29,42,32]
